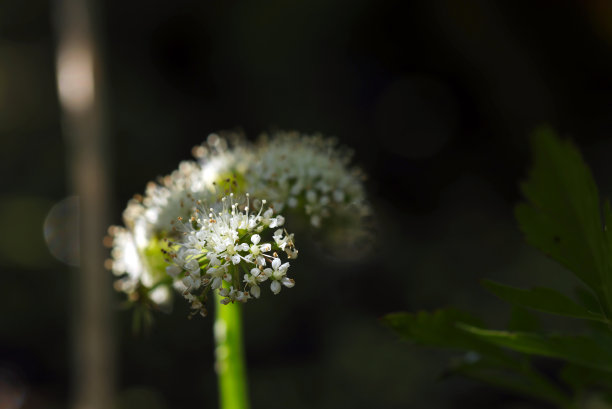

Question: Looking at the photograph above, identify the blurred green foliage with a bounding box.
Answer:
[384,128,612,408]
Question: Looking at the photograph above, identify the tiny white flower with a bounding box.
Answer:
[185,259,200,273]
[211,276,223,290]
[165,193,299,314]
[166,264,182,278]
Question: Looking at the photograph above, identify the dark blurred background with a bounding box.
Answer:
[4,1,612,408]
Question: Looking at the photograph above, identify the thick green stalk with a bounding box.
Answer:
[214,286,250,409]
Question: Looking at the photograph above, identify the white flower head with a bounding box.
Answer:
[247,131,370,228]
[109,129,369,320]
[194,131,369,228]
[167,193,298,316]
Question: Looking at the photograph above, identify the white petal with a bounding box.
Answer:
[250,268,261,277]
[251,234,261,245]
[290,183,302,195]
[182,276,194,288]
[185,259,199,272]
[166,265,182,278]
[281,277,295,288]
[260,243,271,252]
[310,215,321,227]
[286,248,299,259]
[271,258,281,270]
[211,277,222,290]
[270,280,281,294]
[231,255,241,265]
[222,273,232,282]
[250,285,260,298]
[150,286,171,306]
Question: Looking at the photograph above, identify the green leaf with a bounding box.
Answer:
[507,306,540,332]
[383,309,515,367]
[561,363,612,393]
[383,309,483,349]
[574,286,603,315]
[516,126,611,310]
[458,324,612,373]
[384,310,575,407]
[483,280,606,322]
[453,360,571,407]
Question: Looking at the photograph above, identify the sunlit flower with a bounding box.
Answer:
[167,193,298,317]
[109,129,370,317]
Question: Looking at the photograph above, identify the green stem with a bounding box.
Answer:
[214,284,250,409]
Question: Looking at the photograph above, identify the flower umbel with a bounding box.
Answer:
[194,131,370,229]
[167,193,298,317]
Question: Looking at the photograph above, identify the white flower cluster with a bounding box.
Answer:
[195,131,370,228]
[166,194,298,317]
[108,129,368,316]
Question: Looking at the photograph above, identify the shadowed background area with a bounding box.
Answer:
[3,1,612,408]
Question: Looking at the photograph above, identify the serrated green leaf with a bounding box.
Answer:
[516,126,611,312]
[458,324,612,373]
[483,280,606,322]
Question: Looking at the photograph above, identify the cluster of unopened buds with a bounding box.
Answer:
[165,193,298,317]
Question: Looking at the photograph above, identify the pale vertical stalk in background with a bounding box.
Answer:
[53,0,115,408]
